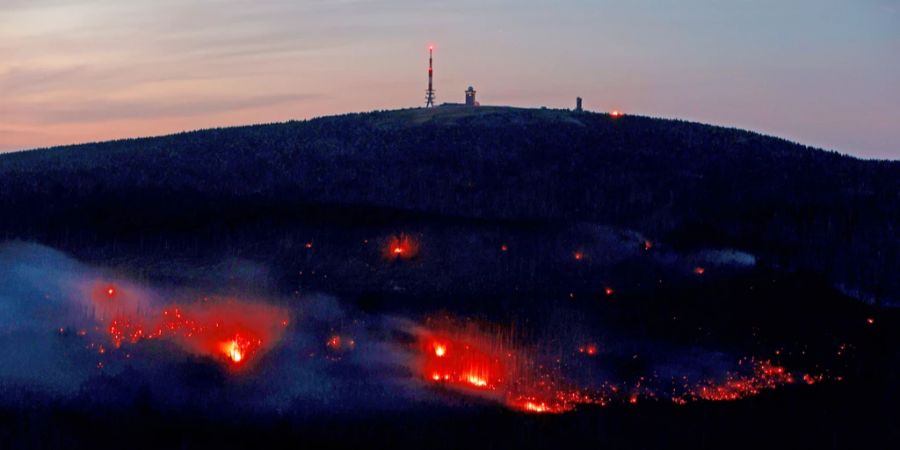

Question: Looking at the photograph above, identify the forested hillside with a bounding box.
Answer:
[1,106,897,304]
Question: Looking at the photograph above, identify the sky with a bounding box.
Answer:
[1,0,898,159]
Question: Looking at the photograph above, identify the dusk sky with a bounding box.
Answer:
[1,0,898,159]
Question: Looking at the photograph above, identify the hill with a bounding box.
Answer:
[0,105,897,304]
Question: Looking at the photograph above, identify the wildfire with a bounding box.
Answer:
[573,251,584,261]
[416,318,588,413]
[610,110,624,118]
[102,298,288,368]
[693,266,706,275]
[604,287,615,297]
[413,318,828,415]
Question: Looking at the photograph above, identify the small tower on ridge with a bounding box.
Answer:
[465,86,477,107]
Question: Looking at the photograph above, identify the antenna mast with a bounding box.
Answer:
[425,46,435,107]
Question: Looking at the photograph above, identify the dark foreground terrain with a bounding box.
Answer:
[0,106,897,449]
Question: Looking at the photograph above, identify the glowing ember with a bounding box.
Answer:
[326,334,355,353]
[693,266,706,275]
[610,110,624,117]
[107,287,116,297]
[643,240,653,251]
[327,335,342,350]
[433,343,447,357]
[384,234,419,260]
[573,251,584,261]
[500,244,508,252]
[685,360,796,402]
[866,317,875,325]
[604,287,614,296]
[578,344,598,356]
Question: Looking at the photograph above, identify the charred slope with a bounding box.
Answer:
[0,105,897,303]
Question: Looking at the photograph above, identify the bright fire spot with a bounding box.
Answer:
[384,234,419,260]
[107,287,116,297]
[643,240,653,251]
[574,251,584,261]
[500,244,508,252]
[305,242,313,249]
[604,287,614,296]
[222,339,244,363]
[610,110,624,118]
[524,402,549,413]
[466,374,488,387]
[693,266,706,275]
[866,317,875,325]
[434,343,447,357]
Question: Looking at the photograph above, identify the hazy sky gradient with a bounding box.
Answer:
[1,0,898,158]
